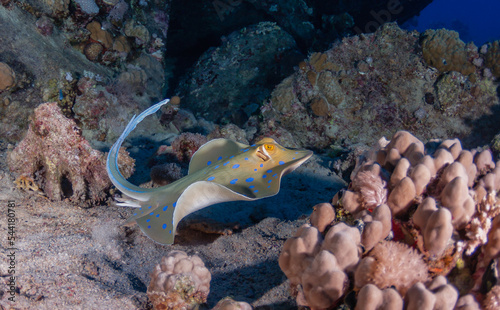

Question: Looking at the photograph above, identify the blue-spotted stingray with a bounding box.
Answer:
[106,99,313,244]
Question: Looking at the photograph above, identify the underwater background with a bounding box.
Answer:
[1,0,500,309]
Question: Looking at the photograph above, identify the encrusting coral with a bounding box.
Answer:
[280,130,500,309]
[147,251,211,310]
[7,102,134,204]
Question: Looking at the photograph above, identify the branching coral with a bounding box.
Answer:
[7,102,134,204]
[147,251,211,310]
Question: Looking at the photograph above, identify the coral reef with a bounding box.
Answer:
[147,251,211,310]
[280,130,500,308]
[7,102,134,204]
[259,23,499,149]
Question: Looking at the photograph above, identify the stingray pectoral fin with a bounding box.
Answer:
[173,181,256,233]
[133,181,254,245]
[188,139,250,174]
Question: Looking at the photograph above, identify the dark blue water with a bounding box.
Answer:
[402,0,500,45]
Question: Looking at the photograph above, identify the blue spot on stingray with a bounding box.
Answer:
[295,151,298,154]
[262,175,267,178]
[249,185,255,189]
[141,211,144,214]
[254,189,259,193]
[260,163,264,167]
[218,156,222,160]
[156,214,160,218]
[162,224,167,229]
[146,219,150,222]
[230,179,238,184]
[246,177,254,182]
[207,176,215,181]
[169,230,172,234]
[251,144,256,147]
[230,155,234,159]
[254,169,258,171]
[242,149,249,152]
[207,161,212,165]
[150,212,154,215]
[293,157,296,160]
[214,165,220,169]
[273,173,278,177]
[148,206,152,209]
[245,157,249,160]
[163,205,168,211]
[267,185,271,188]
[139,207,142,210]
[268,180,272,183]
[232,164,240,169]
[267,169,273,173]
[147,225,151,229]
[279,161,285,165]
[223,161,230,166]
[173,202,177,207]
[133,213,137,216]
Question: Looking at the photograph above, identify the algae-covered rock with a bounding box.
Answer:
[177,21,301,124]
[484,40,500,77]
[421,29,475,76]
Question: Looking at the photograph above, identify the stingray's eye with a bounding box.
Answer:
[257,145,271,161]
[264,144,275,151]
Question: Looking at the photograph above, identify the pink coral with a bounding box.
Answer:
[171,133,208,162]
[354,241,429,296]
[8,102,133,204]
[147,251,211,310]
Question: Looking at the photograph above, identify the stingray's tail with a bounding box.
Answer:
[106,99,170,205]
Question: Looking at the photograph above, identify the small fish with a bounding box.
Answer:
[106,99,313,244]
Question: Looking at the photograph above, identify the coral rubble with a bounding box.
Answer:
[7,102,134,204]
